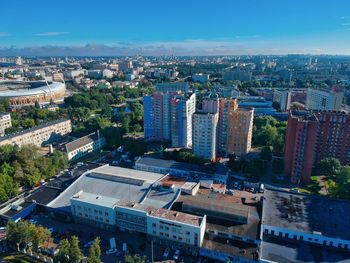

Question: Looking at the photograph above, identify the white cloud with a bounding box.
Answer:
[34,32,70,36]
[342,23,350,26]
[340,16,349,20]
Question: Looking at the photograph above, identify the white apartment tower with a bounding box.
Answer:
[192,112,218,160]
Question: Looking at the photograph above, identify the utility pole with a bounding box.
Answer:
[151,240,154,263]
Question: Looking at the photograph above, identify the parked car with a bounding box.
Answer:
[84,241,94,248]
[259,184,265,193]
[106,248,118,255]
[163,248,170,258]
[173,249,180,260]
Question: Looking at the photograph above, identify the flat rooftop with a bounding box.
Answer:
[175,190,261,240]
[149,207,203,227]
[71,191,119,208]
[28,186,63,205]
[263,190,350,240]
[48,166,165,213]
[202,234,258,261]
[115,200,203,227]
[135,156,219,175]
[65,132,99,153]
[260,236,350,263]
[92,165,164,184]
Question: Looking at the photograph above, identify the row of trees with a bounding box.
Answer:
[7,106,64,134]
[55,236,101,263]
[6,220,101,263]
[0,145,68,202]
[163,149,207,164]
[6,220,52,252]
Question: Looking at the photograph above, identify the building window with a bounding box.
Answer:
[152,223,156,227]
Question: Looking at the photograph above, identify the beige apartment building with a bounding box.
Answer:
[0,119,72,147]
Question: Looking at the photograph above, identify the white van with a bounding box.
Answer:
[259,184,265,193]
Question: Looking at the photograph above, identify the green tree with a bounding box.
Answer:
[88,237,101,263]
[125,254,146,263]
[22,118,36,129]
[70,236,83,262]
[315,158,342,178]
[55,239,71,263]
[260,146,273,162]
[330,165,350,200]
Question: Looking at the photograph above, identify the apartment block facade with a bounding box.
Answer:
[192,112,218,160]
[306,87,343,111]
[171,93,196,148]
[0,113,11,136]
[284,110,350,184]
[0,118,72,147]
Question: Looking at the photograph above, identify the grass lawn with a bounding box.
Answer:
[1,252,42,263]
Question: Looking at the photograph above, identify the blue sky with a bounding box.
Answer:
[1,0,350,55]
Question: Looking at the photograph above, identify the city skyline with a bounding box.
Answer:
[1,0,350,56]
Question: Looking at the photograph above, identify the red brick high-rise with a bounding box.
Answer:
[285,110,350,184]
[314,111,350,164]
[284,111,318,184]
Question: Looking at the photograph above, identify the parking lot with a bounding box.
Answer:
[30,213,197,263]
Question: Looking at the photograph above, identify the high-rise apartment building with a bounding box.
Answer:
[225,108,254,156]
[144,93,172,142]
[192,112,218,160]
[314,111,350,165]
[306,86,343,111]
[171,92,196,148]
[200,96,254,157]
[284,110,350,184]
[155,82,189,94]
[284,111,318,184]
[273,89,292,111]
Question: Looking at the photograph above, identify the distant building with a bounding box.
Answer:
[192,112,218,160]
[63,69,85,80]
[87,70,103,79]
[306,86,343,111]
[222,67,252,82]
[273,89,292,111]
[102,69,113,78]
[277,68,292,83]
[65,132,106,161]
[52,72,64,82]
[0,119,71,148]
[118,61,133,71]
[0,113,11,136]
[156,82,189,93]
[192,73,210,83]
[171,93,196,148]
[125,73,135,81]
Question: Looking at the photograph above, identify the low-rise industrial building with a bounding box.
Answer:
[261,190,350,250]
[65,132,106,161]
